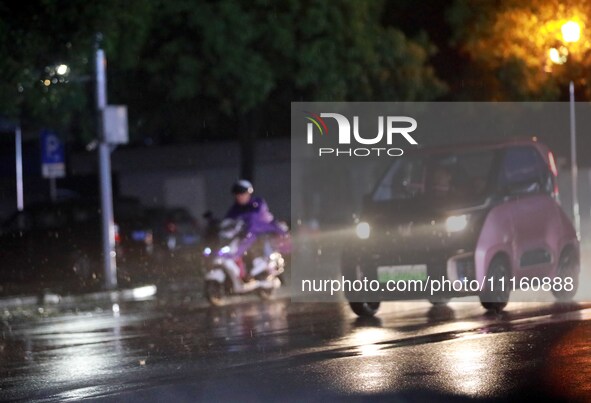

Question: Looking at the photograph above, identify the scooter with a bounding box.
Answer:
[201,218,288,306]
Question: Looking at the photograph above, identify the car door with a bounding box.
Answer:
[499,146,557,280]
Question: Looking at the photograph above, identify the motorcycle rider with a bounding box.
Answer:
[224,179,287,280]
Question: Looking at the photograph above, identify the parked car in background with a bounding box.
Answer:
[143,206,201,266]
[112,196,156,274]
[342,139,580,317]
[0,197,154,292]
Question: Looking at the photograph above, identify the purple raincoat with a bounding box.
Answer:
[224,196,287,259]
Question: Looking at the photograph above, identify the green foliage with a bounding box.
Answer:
[0,0,154,142]
[0,0,447,145]
[292,1,446,102]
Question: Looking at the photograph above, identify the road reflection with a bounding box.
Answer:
[0,296,590,401]
[436,333,516,396]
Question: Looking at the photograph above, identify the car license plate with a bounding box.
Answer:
[377,265,427,283]
[132,231,146,241]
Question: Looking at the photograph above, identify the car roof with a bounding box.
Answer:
[406,137,549,156]
[14,198,147,218]
[19,199,98,211]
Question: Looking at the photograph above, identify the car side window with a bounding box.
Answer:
[499,146,549,195]
[171,209,190,222]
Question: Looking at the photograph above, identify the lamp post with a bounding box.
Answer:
[550,20,582,240]
[568,80,580,240]
[95,34,118,290]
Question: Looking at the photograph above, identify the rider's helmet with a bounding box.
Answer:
[231,179,254,195]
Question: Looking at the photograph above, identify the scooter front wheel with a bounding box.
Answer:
[257,276,281,301]
[205,280,224,306]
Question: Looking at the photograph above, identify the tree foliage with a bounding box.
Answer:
[0,0,447,146]
[0,1,154,141]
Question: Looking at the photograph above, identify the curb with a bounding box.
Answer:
[0,284,158,309]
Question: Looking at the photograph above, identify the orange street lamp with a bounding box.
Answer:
[562,20,581,43]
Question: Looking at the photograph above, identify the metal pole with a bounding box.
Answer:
[569,80,581,240]
[15,126,23,211]
[96,38,118,289]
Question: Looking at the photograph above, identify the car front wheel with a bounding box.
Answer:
[349,302,381,317]
[480,256,511,313]
[552,246,579,302]
[428,297,450,306]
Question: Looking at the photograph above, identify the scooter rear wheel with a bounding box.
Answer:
[205,280,224,306]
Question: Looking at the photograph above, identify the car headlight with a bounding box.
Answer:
[355,222,371,239]
[445,215,469,232]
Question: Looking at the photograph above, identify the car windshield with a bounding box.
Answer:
[372,149,496,204]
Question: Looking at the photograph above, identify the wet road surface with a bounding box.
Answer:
[1,290,591,402]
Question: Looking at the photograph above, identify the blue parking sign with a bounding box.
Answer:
[40,129,66,178]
